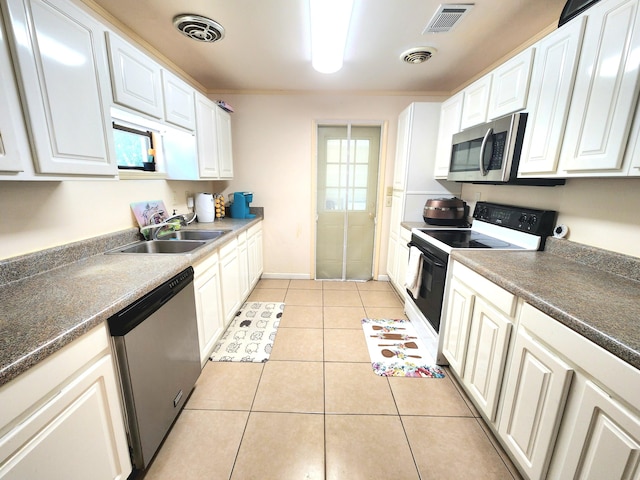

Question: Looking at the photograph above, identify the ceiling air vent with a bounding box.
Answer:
[400,47,437,64]
[423,4,474,34]
[173,14,225,43]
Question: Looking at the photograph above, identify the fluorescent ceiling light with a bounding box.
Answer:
[309,0,354,74]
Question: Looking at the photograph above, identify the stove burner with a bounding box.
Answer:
[416,229,524,250]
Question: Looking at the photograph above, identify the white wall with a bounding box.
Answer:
[0,179,221,260]
[461,177,640,258]
[222,93,442,278]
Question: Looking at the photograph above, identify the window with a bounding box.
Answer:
[112,122,154,170]
[323,137,370,211]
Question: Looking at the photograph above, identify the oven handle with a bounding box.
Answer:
[407,242,446,268]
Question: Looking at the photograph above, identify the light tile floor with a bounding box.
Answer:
[142,279,522,480]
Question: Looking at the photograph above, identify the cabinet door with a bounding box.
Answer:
[462,296,512,422]
[106,32,163,119]
[441,277,475,375]
[195,93,221,178]
[0,355,131,480]
[238,232,250,300]
[161,70,195,130]
[220,239,241,325]
[248,223,264,289]
[434,93,463,178]
[519,17,585,176]
[194,254,224,366]
[395,227,410,297]
[216,106,234,179]
[386,190,403,290]
[557,380,640,480]
[460,75,492,130]
[488,48,534,120]
[498,327,573,480]
[4,0,117,176]
[559,0,640,174]
[0,21,28,173]
[392,105,411,190]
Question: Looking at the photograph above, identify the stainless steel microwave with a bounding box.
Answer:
[447,113,527,184]
[446,113,565,186]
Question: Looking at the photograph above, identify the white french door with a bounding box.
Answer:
[315,124,381,280]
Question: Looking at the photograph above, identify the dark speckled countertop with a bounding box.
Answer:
[0,216,262,387]
[451,239,640,370]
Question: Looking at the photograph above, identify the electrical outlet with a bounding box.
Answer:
[386,196,392,207]
[386,186,393,196]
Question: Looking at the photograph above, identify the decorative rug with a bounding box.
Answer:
[361,318,445,378]
[209,302,285,363]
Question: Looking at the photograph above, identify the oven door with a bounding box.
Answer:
[406,242,447,332]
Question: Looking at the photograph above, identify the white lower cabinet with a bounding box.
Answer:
[193,222,264,364]
[0,325,131,480]
[442,262,515,422]
[193,251,224,366]
[237,232,250,301]
[247,222,264,290]
[443,263,640,480]
[441,277,475,374]
[219,237,242,325]
[554,380,640,479]
[462,296,513,422]
[497,326,574,480]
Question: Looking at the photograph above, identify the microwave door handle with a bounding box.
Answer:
[479,127,494,176]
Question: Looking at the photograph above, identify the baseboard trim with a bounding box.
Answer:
[261,273,311,280]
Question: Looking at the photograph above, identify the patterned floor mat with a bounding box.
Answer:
[209,302,284,363]
[362,318,445,378]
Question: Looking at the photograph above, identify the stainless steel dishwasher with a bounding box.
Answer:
[108,266,201,471]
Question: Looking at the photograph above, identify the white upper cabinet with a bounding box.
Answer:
[518,17,586,176]
[106,32,163,119]
[2,0,117,176]
[488,48,535,120]
[460,74,492,130]
[392,105,411,189]
[434,92,463,178]
[194,93,234,179]
[161,70,196,130]
[195,93,221,178]
[0,20,29,174]
[216,106,234,179]
[559,0,640,174]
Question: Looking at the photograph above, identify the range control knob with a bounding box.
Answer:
[518,214,528,224]
[528,215,537,225]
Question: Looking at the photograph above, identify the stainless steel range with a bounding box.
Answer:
[404,201,557,364]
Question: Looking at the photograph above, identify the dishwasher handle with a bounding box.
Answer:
[108,266,194,336]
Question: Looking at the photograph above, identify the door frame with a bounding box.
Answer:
[310,119,389,280]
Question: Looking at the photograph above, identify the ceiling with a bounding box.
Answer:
[88,0,568,95]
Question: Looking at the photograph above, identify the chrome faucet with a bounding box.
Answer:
[139,212,197,240]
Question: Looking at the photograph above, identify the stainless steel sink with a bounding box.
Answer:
[108,240,208,254]
[159,230,229,241]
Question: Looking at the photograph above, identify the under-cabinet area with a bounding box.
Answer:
[441,254,640,480]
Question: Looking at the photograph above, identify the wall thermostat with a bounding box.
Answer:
[553,224,568,238]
